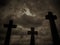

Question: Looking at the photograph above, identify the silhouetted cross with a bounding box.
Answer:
[28,27,38,45]
[46,12,60,45]
[4,20,17,45]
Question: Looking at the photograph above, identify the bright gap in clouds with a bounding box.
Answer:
[24,7,36,17]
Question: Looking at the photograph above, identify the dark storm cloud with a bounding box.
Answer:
[52,0,60,6]
[51,0,60,14]
[15,14,43,27]
[52,0,60,11]
[25,0,49,14]
[0,0,10,7]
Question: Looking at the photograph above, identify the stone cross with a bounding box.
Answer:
[4,20,17,45]
[28,27,38,45]
[45,12,60,45]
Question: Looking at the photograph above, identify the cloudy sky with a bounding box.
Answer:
[0,0,60,45]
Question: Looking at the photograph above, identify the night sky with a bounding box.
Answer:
[0,0,60,45]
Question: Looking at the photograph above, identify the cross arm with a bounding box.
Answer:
[4,24,8,27]
[45,12,57,19]
[12,25,17,28]
[45,15,57,20]
[4,24,17,28]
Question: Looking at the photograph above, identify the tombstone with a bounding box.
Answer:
[45,12,60,45]
[28,27,38,45]
[4,20,17,45]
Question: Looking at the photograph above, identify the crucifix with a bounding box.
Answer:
[4,20,17,45]
[45,12,60,45]
[28,27,38,45]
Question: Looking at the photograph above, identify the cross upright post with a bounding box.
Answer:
[45,12,60,45]
[4,20,17,45]
[28,27,38,45]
